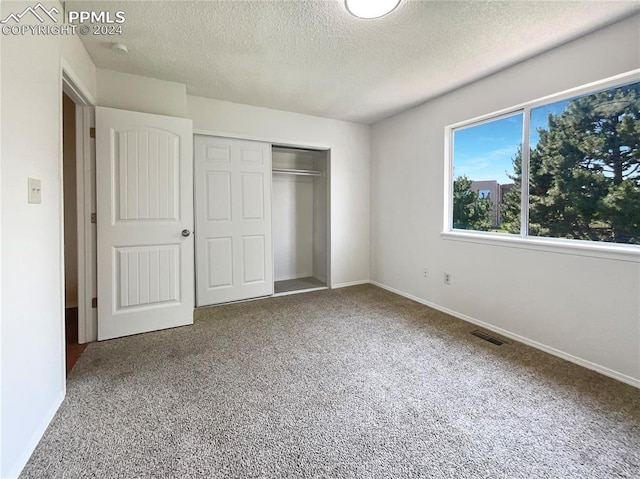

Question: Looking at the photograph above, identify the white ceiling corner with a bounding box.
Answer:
[70,0,640,124]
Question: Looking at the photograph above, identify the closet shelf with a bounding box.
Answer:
[272,168,324,177]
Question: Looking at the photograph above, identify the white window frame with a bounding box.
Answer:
[443,69,640,263]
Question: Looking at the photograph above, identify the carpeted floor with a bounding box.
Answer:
[274,277,327,294]
[21,285,640,478]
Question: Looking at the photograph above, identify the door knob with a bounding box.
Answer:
[181,229,191,237]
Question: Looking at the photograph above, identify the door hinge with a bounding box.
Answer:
[92,297,97,308]
[89,127,96,139]
[91,213,96,224]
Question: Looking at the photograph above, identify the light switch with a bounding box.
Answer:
[28,178,41,204]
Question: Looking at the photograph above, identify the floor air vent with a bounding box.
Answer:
[471,330,505,346]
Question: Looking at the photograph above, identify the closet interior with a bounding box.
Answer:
[272,146,329,295]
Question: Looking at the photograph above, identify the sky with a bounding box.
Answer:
[453,99,569,185]
[530,99,569,146]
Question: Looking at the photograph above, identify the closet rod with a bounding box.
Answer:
[272,168,324,177]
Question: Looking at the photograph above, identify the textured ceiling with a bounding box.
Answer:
[70,0,640,124]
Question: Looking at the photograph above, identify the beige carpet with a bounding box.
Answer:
[274,277,326,294]
[20,285,640,478]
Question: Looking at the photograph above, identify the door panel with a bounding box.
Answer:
[206,172,231,221]
[241,173,265,219]
[97,107,194,340]
[207,237,233,288]
[241,235,266,284]
[116,129,179,221]
[195,135,273,306]
[241,148,264,164]
[115,245,179,309]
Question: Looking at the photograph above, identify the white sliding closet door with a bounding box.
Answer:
[194,136,273,306]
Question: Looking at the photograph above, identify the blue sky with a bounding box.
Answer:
[530,99,569,146]
[453,113,523,185]
[453,99,569,185]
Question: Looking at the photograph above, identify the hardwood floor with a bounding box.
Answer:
[65,308,87,375]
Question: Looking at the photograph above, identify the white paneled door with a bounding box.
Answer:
[96,107,194,340]
[194,136,273,306]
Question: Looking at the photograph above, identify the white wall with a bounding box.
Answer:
[97,68,187,117]
[188,96,371,287]
[0,1,97,476]
[370,16,640,386]
[272,176,314,281]
[1,23,4,479]
[97,72,371,286]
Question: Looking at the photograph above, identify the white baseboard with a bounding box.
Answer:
[331,279,370,289]
[370,280,640,389]
[6,390,65,479]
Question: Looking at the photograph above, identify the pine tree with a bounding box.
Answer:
[453,175,493,231]
[500,147,522,234]
[502,82,640,244]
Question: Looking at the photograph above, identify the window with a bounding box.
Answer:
[452,113,522,233]
[448,74,640,248]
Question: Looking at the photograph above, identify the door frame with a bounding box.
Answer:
[74,104,96,343]
[61,60,96,345]
[193,129,332,293]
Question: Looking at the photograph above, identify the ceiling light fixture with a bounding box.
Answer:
[345,0,401,19]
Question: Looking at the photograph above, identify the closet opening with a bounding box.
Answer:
[193,136,331,307]
[272,146,330,295]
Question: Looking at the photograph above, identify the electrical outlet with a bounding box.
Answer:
[444,272,452,285]
[423,267,428,278]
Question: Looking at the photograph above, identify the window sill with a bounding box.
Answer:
[441,230,640,263]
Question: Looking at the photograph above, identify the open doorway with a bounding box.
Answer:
[61,66,97,373]
[62,92,87,374]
